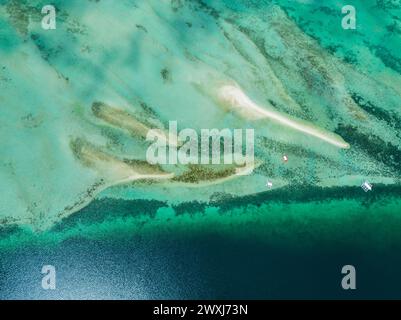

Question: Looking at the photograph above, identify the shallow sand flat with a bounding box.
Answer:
[91,102,180,147]
[0,0,400,229]
[217,84,350,149]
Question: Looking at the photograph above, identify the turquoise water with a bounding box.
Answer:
[0,0,401,298]
[2,187,401,299]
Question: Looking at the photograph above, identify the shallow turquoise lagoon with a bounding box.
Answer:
[0,0,400,299]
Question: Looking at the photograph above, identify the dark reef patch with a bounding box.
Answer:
[335,124,401,175]
[51,198,167,232]
[36,183,401,234]
[136,24,148,33]
[193,0,220,19]
[351,92,401,133]
[160,68,172,83]
[0,225,21,241]
[371,45,401,74]
[211,184,401,212]
[173,183,401,216]
[172,200,208,216]
[376,0,401,10]
[172,165,236,183]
